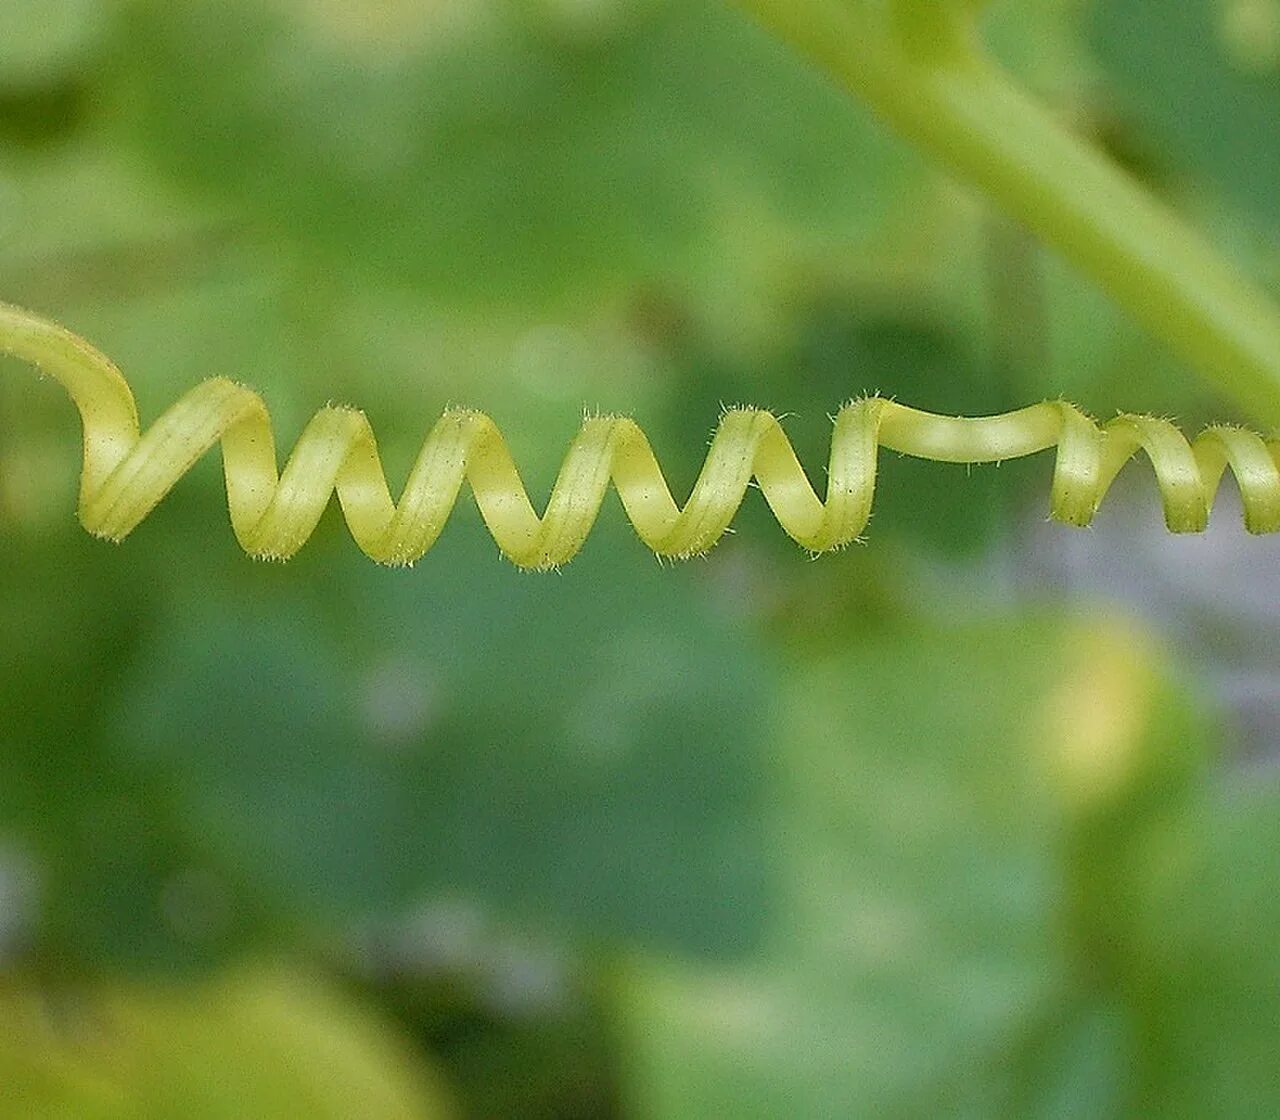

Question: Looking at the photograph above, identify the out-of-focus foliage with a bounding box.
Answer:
[107,544,773,957]
[0,965,455,1118]
[2,0,1280,1117]
[1091,0,1280,229]
[111,0,927,307]
[623,618,1222,1118]
[1124,787,1280,1115]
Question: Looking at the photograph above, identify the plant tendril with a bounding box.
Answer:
[3,301,1279,569]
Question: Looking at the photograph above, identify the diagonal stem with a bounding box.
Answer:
[733,0,1280,424]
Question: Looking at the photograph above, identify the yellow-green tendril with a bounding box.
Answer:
[3,300,1280,569]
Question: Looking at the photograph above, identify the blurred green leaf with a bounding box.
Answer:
[109,595,411,922]
[983,0,1096,98]
[0,0,111,90]
[92,529,774,960]
[621,615,1212,1118]
[112,0,927,306]
[1089,0,1280,230]
[347,533,774,954]
[1121,782,1280,1116]
[0,965,456,1118]
[0,524,294,970]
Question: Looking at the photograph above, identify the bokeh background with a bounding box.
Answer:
[2,0,1280,1116]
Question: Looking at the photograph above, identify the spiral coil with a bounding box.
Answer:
[3,300,1279,569]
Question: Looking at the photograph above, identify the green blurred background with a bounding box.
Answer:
[2,0,1280,1116]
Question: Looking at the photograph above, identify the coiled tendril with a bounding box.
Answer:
[3,300,1280,569]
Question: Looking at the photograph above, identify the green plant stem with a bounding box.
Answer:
[733,0,1280,424]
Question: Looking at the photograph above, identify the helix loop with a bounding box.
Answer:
[3,301,1277,569]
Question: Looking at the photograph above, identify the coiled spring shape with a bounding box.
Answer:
[2,300,1278,570]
